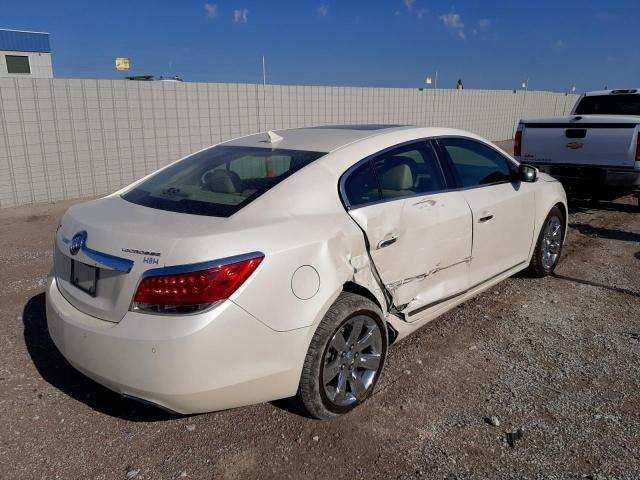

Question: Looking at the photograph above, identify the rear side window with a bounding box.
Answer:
[440,138,514,188]
[343,162,380,207]
[574,94,640,116]
[373,142,445,199]
[122,146,326,217]
[342,141,446,207]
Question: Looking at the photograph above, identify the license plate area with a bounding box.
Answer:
[71,260,99,297]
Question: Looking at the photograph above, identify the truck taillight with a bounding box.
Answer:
[131,255,264,314]
[636,134,640,162]
[514,130,522,157]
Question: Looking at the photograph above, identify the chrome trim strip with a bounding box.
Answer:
[140,251,265,278]
[339,135,520,211]
[83,246,134,273]
[406,261,527,318]
[61,235,134,273]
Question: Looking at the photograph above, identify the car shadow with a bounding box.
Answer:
[568,222,640,243]
[270,397,312,418]
[22,293,177,422]
[568,199,638,215]
[552,273,640,299]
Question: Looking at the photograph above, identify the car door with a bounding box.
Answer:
[341,140,473,316]
[437,137,536,287]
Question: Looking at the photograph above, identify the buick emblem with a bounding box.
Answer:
[69,231,87,256]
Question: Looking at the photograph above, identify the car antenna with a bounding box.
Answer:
[266,130,283,143]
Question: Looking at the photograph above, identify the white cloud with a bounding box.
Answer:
[552,39,564,49]
[204,3,217,19]
[234,8,249,23]
[400,0,427,19]
[440,13,465,39]
[478,18,490,28]
[317,4,329,17]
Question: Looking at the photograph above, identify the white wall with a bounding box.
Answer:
[0,77,579,208]
[0,51,53,78]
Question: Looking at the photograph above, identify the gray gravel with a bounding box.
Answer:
[0,189,639,479]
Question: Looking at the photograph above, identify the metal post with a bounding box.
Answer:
[262,55,267,132]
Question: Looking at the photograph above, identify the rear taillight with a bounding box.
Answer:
[131,254,264,314]
[636,134,640,162]
[514,130,522,157]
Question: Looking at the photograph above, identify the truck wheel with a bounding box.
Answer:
[297,292,387,419]
[526,206,564,277]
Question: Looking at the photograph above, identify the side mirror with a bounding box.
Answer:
[518,164,538,183]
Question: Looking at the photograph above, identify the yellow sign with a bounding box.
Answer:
[115,58,130,71]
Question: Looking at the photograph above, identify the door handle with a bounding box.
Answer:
[377,236,398,249]
[478,214,494,223]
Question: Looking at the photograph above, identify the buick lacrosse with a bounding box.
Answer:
[47,125,567,418]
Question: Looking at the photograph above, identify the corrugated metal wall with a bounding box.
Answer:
[0,77,579,208]
[0,30,51,53]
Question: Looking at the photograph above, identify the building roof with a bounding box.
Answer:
[0,29,50,53]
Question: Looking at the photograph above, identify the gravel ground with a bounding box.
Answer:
[1,174,639,478]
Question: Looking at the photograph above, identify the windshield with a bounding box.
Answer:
[574,94,640,116]
[122,145,326,217]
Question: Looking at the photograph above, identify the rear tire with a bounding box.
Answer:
[525,206,564,277]
[296,292,387,419]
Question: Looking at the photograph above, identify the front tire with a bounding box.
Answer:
[526,206,564,277]
[297,292,387,419]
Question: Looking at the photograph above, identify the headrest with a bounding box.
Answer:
[380,156,415,191]
[205,170,241,194]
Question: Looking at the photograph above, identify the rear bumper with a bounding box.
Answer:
[531,163,640,191]
[46,276,312,414]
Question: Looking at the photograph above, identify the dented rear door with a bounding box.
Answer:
[342,140,472,315]
[348,192,472,313]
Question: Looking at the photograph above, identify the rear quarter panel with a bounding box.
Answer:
[229,162,385,332]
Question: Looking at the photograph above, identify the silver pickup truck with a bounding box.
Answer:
[515,89,640,206]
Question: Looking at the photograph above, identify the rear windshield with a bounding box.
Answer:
[574,94,640,116]
[122,146,326,217]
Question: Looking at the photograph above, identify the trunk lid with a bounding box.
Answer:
[520,115,640,168]
[54,195,228,322]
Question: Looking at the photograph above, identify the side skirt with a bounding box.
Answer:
[405,261,527,319]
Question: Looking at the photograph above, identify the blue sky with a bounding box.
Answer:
[3,0,638,92]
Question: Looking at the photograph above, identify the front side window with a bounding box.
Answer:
[440,138,514,188]
[6,55,30,74]
[122,146,325,217]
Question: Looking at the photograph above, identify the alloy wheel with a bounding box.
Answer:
[541,215,562,269]
[322,315,383,407]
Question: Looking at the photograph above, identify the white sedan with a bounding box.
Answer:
[46,125,567,418]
